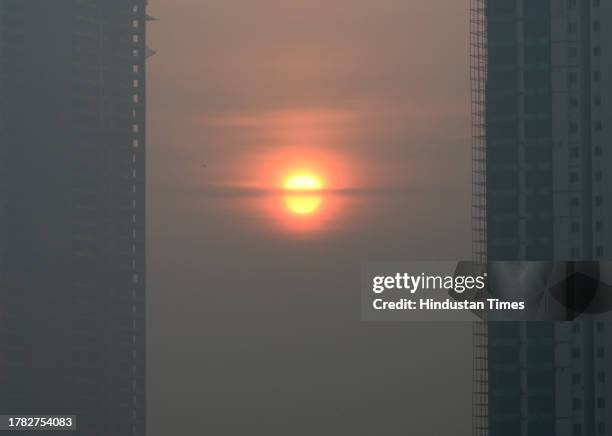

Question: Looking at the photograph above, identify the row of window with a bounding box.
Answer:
[569,221,605,233]
[568,145,605,158]
[570,246,605,258]
[571,346,606,358]
[568,47,604,59]
[568,20,602,33]
[572,371,606,385]
[568,71,605,88]
[573,422,606,435]
[568,120,604,133]
[568,170,603,183]
[567,2,605,256]
[571,322,606,333]
[129,0,141,324]
[572,397,606,410]
[566,61,605,85]
[590,0,605,263]
[568,0,603,8]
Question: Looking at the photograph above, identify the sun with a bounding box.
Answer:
[283,173,323,215]
[284,196,322,215]
[284,174,323,190]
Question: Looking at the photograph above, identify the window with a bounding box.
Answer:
[132,94,139,103]
[571,247,580,258]
[594,46,601,56]
[595,120,602,131]
[572,347,581,358]
[569,72,578,84]
[133,5,139,13]
[571,197,579,208]
[569,97,578,108]
[133,79,139,89]
[570,172,579,183]
[599,423,606,434]
[132,20,139,29]
[595,171,603,182]
[573,423,582,435]
[596,221,603,232]
[572,323,581,333]
[572,373,582,384]
[569,0,577,7]
[595,196,603,207]
[572,398,582,410]
[132,49,139,57]
[571,222,580,233]
[132,124,139,133]
[569,47,578,58]
[569,122,578,134]
[593,21,600,31]
[593,0,600,6]
[570,147,580,158]
[133,64,139,73]
[598,372,606,383]
[132,139,139,148]
[594,71,601,81]
[568,22,577,33]
[596,246,604,257]
[598,398,605,408]
[597,347,605,358]
[133,35,139,43]
[595,146,602,156]
[597,322,605,332]
[594,95,602,106]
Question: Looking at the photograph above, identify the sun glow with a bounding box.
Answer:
[283,173,323,215]
[246,145,351,233]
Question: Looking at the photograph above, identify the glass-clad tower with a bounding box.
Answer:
[0,1,149,434]
[473,0,612,435]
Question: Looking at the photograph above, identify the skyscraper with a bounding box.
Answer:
[0,1,149,434]
[472,0,612,435]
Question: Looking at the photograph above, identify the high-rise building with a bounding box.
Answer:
[471,0,612,435]
[0,1,149,434]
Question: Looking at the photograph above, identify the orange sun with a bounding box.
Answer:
[283,174,323,215]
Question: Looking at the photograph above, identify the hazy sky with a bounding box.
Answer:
[147,1,473,434]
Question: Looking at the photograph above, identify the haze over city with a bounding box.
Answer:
[146,0,473,434]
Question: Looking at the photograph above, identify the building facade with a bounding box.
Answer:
[0,1,148,434]
[475,0,612,435]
